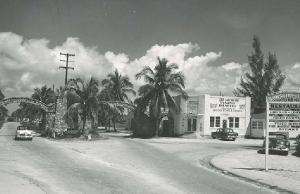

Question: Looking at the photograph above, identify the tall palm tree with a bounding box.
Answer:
[101,69,136,131]
[102,69,136,102]
[135,57,187,137]
[31,85,56,130]
[66,77,99,134]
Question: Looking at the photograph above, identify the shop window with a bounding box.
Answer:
[251,121,258,129]
[229,117,239,128]
[229,117,234,128]
[215,117,220,127]
[257,121,263,129]
[210,116,220,127]
[210,117,214,127]
[252,121,264,129]
[235,117,239,128]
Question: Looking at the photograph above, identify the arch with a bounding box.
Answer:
[100,101,136,111]
[0,97,55,112]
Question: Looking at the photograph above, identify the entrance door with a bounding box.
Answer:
[222,120,227,128]
[188,118,192,131]
[192,118,197,131]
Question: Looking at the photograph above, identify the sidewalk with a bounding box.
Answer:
[210,150,300,193]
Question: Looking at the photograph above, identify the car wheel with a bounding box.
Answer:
[232,138,236,141]
[212,135,216,139]
[283,151,289,156]
[15,136,18,140]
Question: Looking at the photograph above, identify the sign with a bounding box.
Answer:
[209,96,246,116]
[266,92,300,138]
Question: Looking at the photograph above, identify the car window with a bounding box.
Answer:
[269,134,286,139]
[17,126,28,130]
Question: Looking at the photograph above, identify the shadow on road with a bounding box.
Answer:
[233,167,298,173]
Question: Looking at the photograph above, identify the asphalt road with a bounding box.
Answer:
[0,122,275,194]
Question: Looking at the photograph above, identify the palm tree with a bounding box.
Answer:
[101,69,136,131]
[102,69,136,102]
[66,77,99,134]
[135,57,187,137]
[31,85,56,130]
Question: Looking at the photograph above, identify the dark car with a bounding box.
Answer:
[263,132,290,156]
[211,128,238,141]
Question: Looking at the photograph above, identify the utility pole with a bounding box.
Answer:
[59,52,75,86]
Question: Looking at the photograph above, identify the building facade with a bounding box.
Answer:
[170,94,251,137]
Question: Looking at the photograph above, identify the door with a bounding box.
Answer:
[188,118,192,131]
[192,118,197,131]
[222,120,227,128]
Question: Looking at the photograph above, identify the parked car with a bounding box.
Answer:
[262,132,290,156]
[15,125,33,140]
[211,128,238,141]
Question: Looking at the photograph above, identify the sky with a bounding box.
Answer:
[1,0,300,110]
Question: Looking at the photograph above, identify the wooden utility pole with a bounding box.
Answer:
[59,52,75,86]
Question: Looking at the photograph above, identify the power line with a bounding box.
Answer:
[59,52,75,86]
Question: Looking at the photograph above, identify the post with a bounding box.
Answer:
[265,100,269,171]
[59,52,75,86]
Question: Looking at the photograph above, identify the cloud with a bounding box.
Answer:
[0,32,247,99]
[292,63,300,69]
[222,62,241,70]
[283,62,300,90]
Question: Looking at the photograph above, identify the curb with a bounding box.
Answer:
[209,155,296,194]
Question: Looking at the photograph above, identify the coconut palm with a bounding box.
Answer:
[102,69,136,102]
[66,77,99,134]
[135,57,187,137]
[31,85,56,130]
[101,69,136,131]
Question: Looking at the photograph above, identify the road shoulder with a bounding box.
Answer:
[210,150,300,194]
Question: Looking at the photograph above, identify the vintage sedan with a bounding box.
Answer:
[15,126,33,140]
[211,128,238,141]
[263,132,290,156]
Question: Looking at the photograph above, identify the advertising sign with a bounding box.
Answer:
[266,92,300,138]
[209,96,246,116]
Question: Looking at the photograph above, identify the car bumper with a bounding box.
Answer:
[15,135,33,140]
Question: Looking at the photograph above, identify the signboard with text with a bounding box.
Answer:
[266,92,300,138]
[209,96,246,117]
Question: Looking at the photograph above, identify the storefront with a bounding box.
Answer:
[171,94,251,137]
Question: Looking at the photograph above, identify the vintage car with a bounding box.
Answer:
[15,125,33,140]
[211,128,238,141]
[262,132,290,155]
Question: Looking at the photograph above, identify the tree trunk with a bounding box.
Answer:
[82,115,86,135]
[154,118,160,137]
[113,118,117,132]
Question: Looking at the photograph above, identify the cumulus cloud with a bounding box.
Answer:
[0,32,247,98]
[283,62,300,90]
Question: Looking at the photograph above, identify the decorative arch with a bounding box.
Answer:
[102,101,136,111]
[0,97,55,112]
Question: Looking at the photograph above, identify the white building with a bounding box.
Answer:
[169,94,251,137]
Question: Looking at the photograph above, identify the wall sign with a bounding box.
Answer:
[209,96,246,116]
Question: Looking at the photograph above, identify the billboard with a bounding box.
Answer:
[267,92,300,138]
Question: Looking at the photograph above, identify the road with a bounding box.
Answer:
[0,122,275,194]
